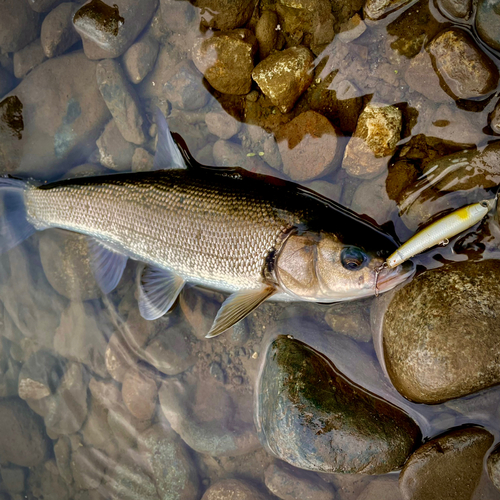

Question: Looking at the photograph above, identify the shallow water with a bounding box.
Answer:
[1,0,500,498]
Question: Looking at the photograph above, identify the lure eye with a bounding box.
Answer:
[340,247,367,270]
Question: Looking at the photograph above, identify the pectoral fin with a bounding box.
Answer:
[138,264,185,320]
[206,285,276,338]
[88,238,128,294]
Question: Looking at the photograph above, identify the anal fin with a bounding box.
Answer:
[88,238,128,294]
[206,285,276,338]
[138,264,185,320]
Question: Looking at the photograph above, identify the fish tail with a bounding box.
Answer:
[0,176,35,253]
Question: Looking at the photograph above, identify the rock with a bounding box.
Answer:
[0,67,16,99]
[81,398,118,455]
[194,0,257,30]
[105,333,139,383]
[305,180,342,202]
[0,0,40,53]
[202,480,268,499]
[138,425,200,500]
[438,0,471,18]
[63,162,109,178]
[13,38,46,79]
[73,0,158,59]
[96,58,147,145]
[106,459,158,500]
[28,464,72,500]
[0,398,49,466]
[39,229,101,300]
[255,11,278,60]
[386,159,419,205]
[428,28,499,100]
[252,47,314,113]
[71,445,107,490]
[337,14,366,43]
[54,436,73,484]
[476,0,500,51]
[357,477,401,500]
[44,362,88,435]
[264,462,335,500]
[144,320,196,375]
[0,52,110,178]
[488,446,500,492]
[404,51,453,103]
[364,0,411,19]
[0,466,27,494]
[54,300,111,377]
[342,103,402,179]
[164,61,209,110]
[28,0,64,12]
[18,351,64,400]
[132,147,154,171]
[121,367,158,420]
[122,33,159,84]
[400,427,493,500]
[41,2,80,58]
[256,336,421,474]
[159,0,198,34]
[108,402,151,449]
[205,111,241,140]
[193,30,257,95]
[277,111,338,182]
[159,374,260,456]
[241,124,282,171]
[491,100,500,135]
[324,301,372,342]
[96,118,136,170]
[384,260,500,404]
[420,142,500,192]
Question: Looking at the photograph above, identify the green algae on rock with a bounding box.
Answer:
[384,260,500,404]
[256,336,421,474]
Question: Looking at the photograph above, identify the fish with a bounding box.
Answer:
[0,109,414,338]
[385,197,497,269]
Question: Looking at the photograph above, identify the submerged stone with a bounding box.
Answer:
[476,0,500,52]
[256,336,421,474]
[384,260,500,404]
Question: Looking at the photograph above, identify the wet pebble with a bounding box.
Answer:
[428,28,499,100]
[73,0,158,59]
[18,351,63,401]
[202,479,268,500]
[138,424,200,500]
[490,99,500,135]
[132,147,154,171]
[122,33,159,84]
[28,0,64,12]
[0,398,48,466]
[0,466,27,494]
[0,67,16,99]
[209,361,226,383]
[252,46,314,113]
[256,336,421,474]
[476,0,500,52]
[1,52,110,177]
[41,2,80,58]
[357,477,401,500]
[195,0,257,30]
[106,458,158,500]
[277,111,338,182]
[264,462,335,500]
[54,436,72,484]
[193,29,257,95]
[39,229,101,301]
[364,0,411,20]
[97,118,136,170]
[121,367,158,420]
[96,58,147,145]
[384,260,500,404]
[71,444,109,490]
[342,103,402,179]
[255,11,279,60]
[337,14,366,43]
[438,0,471,18]
[488,446,500,492]
[164,61,209,110]
[324,301,372,342]
[13,38,46,79]
[205,111,241,140]
[400,426,493,500]
[0,0,40,53]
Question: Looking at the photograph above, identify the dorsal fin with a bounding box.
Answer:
[153,107,187,170]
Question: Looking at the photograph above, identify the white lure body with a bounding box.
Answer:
[386,198,496,268]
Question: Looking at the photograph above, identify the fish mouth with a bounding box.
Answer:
[376,260,415,293]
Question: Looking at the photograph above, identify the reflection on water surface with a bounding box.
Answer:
[1,0,500,498]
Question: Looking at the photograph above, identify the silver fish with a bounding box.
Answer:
[0,110,413,337]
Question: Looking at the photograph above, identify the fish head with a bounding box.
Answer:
[275,230,415,302]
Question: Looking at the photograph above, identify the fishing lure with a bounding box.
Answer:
[385,197,497,269]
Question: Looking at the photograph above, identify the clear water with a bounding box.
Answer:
[1,0,500,498]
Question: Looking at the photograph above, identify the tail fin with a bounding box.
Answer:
[0,177,35,253]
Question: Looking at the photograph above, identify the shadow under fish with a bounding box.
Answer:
[0,109,414,338]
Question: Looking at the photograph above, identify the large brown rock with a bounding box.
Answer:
[384,260,500,404]
[194,0,257,30]
[0,0,41,53]
[428,28,499,100]
[400,427,493,500]
[0,52,110,178]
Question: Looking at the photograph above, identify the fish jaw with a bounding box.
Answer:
[376,260,415,294]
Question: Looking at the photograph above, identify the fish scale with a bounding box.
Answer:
[25,169,304,292]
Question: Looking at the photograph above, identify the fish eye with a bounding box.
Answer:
[340,247,367,270]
